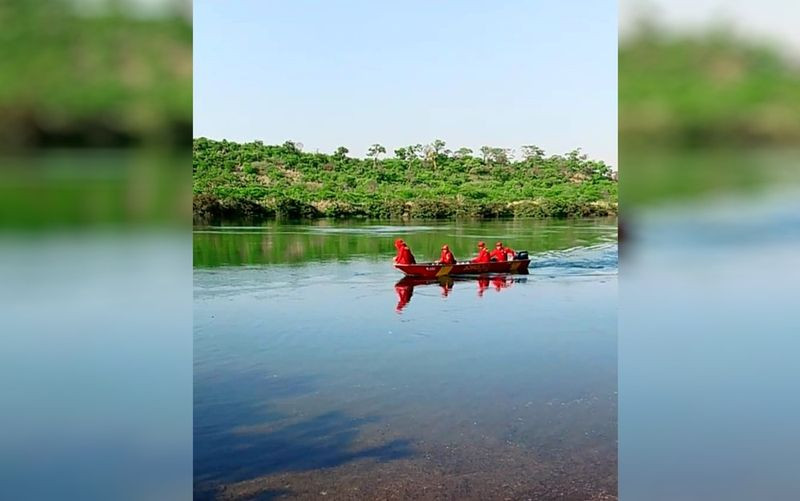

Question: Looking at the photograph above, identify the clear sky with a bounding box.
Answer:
[194,1,617,165]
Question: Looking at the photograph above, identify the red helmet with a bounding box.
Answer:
[478,241,485,247]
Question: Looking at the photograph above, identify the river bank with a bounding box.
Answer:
[193,193,617,222]
[193,138,617,222]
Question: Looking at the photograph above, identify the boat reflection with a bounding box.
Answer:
[394,274,527,312]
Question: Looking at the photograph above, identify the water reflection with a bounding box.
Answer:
[193,218,617,267]
[194,221,618,498]
[394,274,526,312]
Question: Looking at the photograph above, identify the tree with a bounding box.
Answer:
[367,143,386,168]
[422,144,437,169]
[479,146,492,163]
[393,145,418,167]
[334,146,349,160]
[425,139,449,169]
[567,148,588,162]
[282,140,302,153]
[480,146,511,165]
[453,147,473,159]
[521,145,546,161]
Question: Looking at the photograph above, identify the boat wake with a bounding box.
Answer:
[530,243,618,276]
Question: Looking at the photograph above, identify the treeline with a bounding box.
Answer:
[193,138,617,221]
[620,22,800,146]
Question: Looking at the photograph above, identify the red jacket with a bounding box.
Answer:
[472,247,490,263]
[396,246,416,265]
[393,240,405,262]
[489,248,507,262]
[439,249,456,264]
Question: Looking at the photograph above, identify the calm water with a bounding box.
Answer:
[194,218,617,500]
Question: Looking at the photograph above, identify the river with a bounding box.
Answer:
[194,218,618,500]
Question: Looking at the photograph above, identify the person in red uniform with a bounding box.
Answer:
[393,239,416,265]
[471,241,491,263]
[503,243,516,261]
[401,243,416,264]
[489,241,507,262]
[393,239,404,262]
[436,244,456,265]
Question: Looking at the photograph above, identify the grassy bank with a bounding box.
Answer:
[193,138,617,221]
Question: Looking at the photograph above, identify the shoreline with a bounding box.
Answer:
[193,195,618,223]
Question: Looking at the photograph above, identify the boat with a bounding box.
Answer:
[395,258,530,278]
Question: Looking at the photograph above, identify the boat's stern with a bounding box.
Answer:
[510,259,531,274]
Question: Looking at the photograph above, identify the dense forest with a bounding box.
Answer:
[193,138,617,221]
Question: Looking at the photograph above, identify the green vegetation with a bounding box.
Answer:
[0,1,191,147]
[620,24,800,147]
[620,21,800,206]
[193,138,617,221]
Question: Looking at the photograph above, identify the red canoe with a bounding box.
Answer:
[395,259,530,278]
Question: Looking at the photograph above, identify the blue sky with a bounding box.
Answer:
[194,1,617,165]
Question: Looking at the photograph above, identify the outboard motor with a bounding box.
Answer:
[515,250,529,260]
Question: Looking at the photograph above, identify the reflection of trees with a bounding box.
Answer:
[193,220,615,267]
